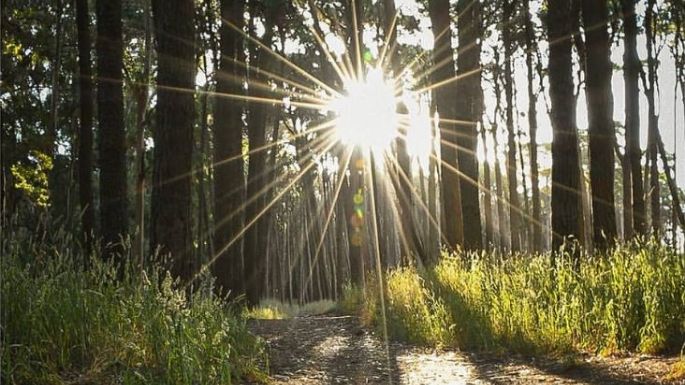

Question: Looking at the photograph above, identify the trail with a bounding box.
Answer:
[249,315,681,384]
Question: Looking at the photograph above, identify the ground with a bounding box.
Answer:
[249,315,683,385]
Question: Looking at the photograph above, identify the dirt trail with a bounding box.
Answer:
[249,315,681,384]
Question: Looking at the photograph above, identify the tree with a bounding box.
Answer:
[428,0,464,251]
[548,0,583,258]
[644,0,660,236]
[502,0,522,252]
[582,0,617,250]
[382,0,426,262]
[244,2,278,305]
[213,0,246,296]
[151,0,196,282]
[75,0,95,254]
[455,0,483,250]
[524,0,542,252]
[96,0,128,259]
[621,0,645,238]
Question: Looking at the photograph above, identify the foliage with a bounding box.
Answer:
[1,222,267,385]
[10,149,53,208]
[349,242,685,357]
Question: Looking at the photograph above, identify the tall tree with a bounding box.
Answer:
[548,0,583,257]
[75,0,95,254]
[582,0,617,250]
[213,0,246,295]
[524,0,541,251]
[428,0,464,251]
[455,0,483,250]
[96,0,128,259]
[244,2,278,304]
[151,0,196,282]
[644,0,660,236]
[502,0,522,252]
[621,0,645,238]
[382,0,425,262]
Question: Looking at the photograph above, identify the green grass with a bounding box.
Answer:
[349,241,685,357]
[1,224,266,385]
[245,298,338,319]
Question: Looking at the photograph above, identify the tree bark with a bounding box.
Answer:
[244,5,276,305]
[96,0,128,261]
[644,0,660,237]
[548,0,583,258]
[151,0,196,282]
[382,0,425,263]
[455,0,483,251]
[502,0,521,252]
[213,0,246,296]
[428,0,464,251]
[524,0,542,252]
[582,0,617,250]
[621,0,645,238]
[75,0,95,256]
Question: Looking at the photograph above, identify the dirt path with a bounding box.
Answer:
[249,315,682,384]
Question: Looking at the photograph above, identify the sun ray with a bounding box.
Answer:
[189,137,339,287]
[211,129,338,239]
[300,147,353,293]
[216,56,330,104]
[222,17,342,98]
[414,66,482,94]
[306,21,352,84]
[350,0,364,80]
[377,8,400,73]
[384,153,450,250]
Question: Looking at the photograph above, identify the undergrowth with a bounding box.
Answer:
[1,221,266,385]
[245,298,338,319]
[347,241,685,358]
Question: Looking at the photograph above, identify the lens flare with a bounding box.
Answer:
[328,68,399,152]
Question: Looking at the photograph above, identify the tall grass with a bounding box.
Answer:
[1,221,266,384]
[245,298,338,319]
[351,242,685,356]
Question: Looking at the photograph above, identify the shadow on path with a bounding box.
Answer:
[249,315,680,384]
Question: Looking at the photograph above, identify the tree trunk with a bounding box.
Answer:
[151,0,196,282]
[621,0,645,237]
[428,0,464,251]
[134,0,152,268]
[75,0,95,256]
[383,0,425,263]
[644,0,660,237]
[480,124,493,249]
[502,0,521,252]
[548,0,583,259]
[455,0,483,251]
[582,0,617,250]
[524,0,542,252]
[213,0,246,296]
[96,0,128,261]
[244,6,276,305]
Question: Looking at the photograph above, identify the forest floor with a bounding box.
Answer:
[248,315,683,385]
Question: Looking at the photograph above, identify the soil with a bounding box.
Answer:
[248,315,683,385]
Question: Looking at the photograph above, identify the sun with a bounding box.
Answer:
[328,68,399,153]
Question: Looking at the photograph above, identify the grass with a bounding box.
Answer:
[347,241,685,358]
[246,298,338,319]
[1,222,266,385]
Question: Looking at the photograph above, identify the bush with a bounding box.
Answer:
[1,221,266,385]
